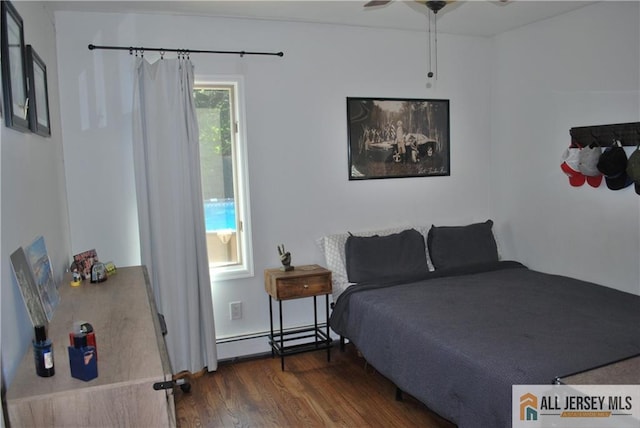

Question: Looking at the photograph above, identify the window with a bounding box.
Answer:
[195,77,253,280]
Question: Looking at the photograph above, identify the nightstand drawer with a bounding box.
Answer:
[276,275,331,299]
[264,265,332,301]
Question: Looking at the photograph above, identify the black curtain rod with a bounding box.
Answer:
[88,44,284,58]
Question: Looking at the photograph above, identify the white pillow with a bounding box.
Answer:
[316,233,350,300]
[414,225,435,272]
[317,225,434,301]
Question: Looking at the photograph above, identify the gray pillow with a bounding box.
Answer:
[427,220,498,270]
[345,228,428,283]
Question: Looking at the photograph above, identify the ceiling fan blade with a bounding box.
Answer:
[364,0,393,7]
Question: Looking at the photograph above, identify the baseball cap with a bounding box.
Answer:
[626,145,640,195]
[597,144,633,191]
[560,147,585,187]
[578,144,603,188]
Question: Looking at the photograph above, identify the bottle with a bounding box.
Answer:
[33,324,55,377]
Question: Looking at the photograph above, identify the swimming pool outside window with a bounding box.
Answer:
[195,79,253,280]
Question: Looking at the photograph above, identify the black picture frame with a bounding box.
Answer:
[26,45,51,136]
[347,97,450,180]
[1,0,29,132]
[0,50,3,117]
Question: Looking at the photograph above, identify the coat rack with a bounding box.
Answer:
[569,121,640,147]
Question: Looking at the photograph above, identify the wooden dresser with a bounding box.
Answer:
[6,266,176,427]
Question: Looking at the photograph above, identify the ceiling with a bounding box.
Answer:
[45,1,597,37]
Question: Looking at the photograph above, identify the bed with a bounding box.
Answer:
[320,221,640,428]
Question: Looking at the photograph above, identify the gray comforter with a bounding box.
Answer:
[330,261,640,428]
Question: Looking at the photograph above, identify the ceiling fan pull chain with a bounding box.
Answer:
[434,11,438,80]
[427,11,432,80]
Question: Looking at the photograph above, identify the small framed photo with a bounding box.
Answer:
[347,97,450,180]
[26,45,51,136]
[1,0,29,132]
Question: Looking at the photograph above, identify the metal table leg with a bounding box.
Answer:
[268,296,274,358]
[279,300,284,371]
[326,294,331,362]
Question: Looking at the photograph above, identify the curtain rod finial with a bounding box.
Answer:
[88,44,95,50]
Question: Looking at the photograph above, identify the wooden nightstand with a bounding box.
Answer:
[264,264,332,370]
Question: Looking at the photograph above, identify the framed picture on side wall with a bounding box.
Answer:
[1,0,29,132]
[0,36,4,119]
[26,45,51,136]
[347,97,450,180]
[1,51,3,118]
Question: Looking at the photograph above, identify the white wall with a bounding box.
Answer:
[490,1,640,295]
[1,2,71,389]
[55,11,493,359]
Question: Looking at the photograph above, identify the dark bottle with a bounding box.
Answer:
[33,324,55,377]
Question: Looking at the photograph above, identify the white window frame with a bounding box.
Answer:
[195,75,254,281]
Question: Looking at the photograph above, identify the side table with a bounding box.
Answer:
[264,264,332,370]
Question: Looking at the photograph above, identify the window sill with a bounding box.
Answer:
[211,265,254,282]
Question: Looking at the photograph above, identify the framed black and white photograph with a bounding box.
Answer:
[0,52,3,118]
[347,97,450,180]
[1,0,29,132]
[26,45,51,136]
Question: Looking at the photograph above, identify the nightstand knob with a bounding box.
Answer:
[303,284,309,289]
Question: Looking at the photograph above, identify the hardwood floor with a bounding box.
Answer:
[175,344,456,427]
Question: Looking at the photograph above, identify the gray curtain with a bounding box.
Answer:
[132,57,217,373]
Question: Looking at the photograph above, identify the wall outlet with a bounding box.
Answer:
[229,301,242,320]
